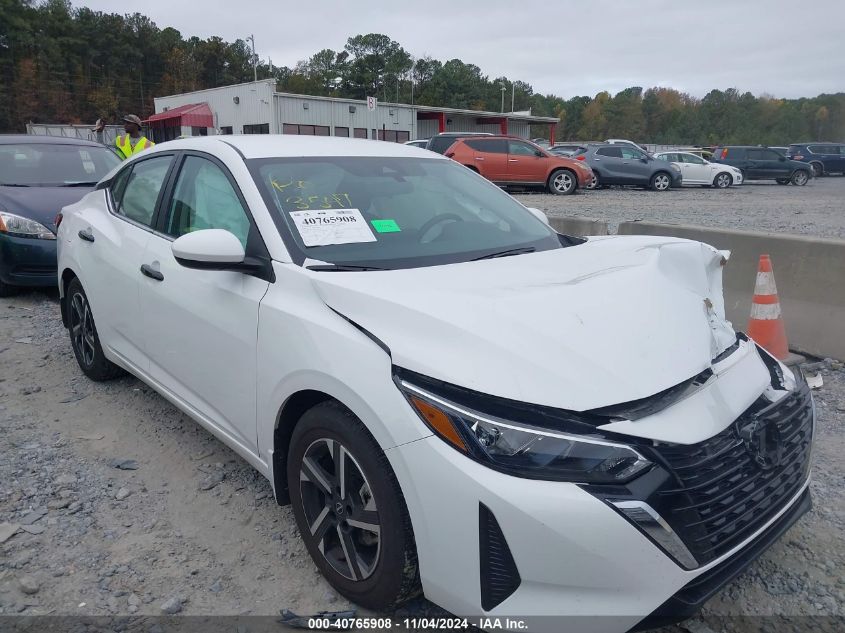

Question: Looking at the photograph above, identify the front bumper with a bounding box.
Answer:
[388,380,814,633]
[0,232,58,288]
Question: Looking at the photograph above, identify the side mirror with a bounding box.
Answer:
[640,156,649,163]
[526,207,550,226]
[779,156,786,161]
[535,150,544,157]
[172,229,257,272]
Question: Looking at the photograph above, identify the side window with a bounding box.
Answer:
[466,139,507,153]
[116,156,173,227]
[763,150,782,160]
[109,166,132,209]
[508,141,539,156]
[164,156,252,248]
[620,147,645,160]
[596,146,623,158]
[746,149,764,160]
[682,154,705,164]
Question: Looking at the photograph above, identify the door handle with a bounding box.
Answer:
[140,264,164,282]
[474,157,485,161]
[508,159,518,162]
[78,229,95,243]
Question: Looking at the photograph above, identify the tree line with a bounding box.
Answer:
[2,0,843,145]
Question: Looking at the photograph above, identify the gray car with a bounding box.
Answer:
[573,143,683,191]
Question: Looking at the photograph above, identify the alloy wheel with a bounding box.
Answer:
[587,174,598,189]
[654,174,670,191]
[70,291,96,367]
[792,171,809,186]
[715,173,732,188]
[552,172,574,194]
[299,438,381,581]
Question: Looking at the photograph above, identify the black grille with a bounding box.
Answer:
[652,383,813,565]
[479,503,521,610]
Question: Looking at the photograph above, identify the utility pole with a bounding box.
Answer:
[500,84,505,113]
[511,82,515,113]
[246,34,257,81]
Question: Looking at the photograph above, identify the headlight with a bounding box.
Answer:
[397,376,652,483]
[0,211,56,240]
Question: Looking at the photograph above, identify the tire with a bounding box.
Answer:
[810,162,824,178]
[791,170,809,186]
[585,171,601,190]
[713,172,733,189]
[66,278,124,381]
[548,169,577,195]
[287,401,420,610]
[650,172,672,191]
[0,280,18,298]
[776,178,790,185]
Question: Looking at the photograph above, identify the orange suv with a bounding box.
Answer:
[444,136,594,195]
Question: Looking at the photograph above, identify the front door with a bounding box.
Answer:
[619,146,653,184]
[507,140,546,183]
[678,153,711,184]
[746,149,785,179]
[139,153,270,454]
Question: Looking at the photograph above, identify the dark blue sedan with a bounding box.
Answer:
[0,136,121,296]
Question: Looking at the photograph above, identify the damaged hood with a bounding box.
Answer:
[311,235,736,411]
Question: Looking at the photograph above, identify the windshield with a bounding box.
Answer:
[0,143,121,186]
[250,156,564,270]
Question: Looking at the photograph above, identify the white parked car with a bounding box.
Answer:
[654,151,744,188]
[403,139,428,149]
[56,136,813,632]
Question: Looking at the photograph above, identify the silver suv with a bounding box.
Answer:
[574,143,683,191]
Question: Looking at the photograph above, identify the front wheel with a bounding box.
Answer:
[548,169,577,195]
[650,172,672,191]
[585,172,601,190]
[791,170,809,186]
[713,172,733,189]
[66,278,124,381]
[287,401,420,610]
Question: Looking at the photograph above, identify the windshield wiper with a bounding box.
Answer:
[306,264,390,272]
[471,246,536,261]
[59,181,98,187]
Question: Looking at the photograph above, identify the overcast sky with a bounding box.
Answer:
[78,0,844,99]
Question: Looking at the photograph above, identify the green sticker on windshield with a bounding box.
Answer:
[371,219,401,233]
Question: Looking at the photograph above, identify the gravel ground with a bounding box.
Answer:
[513,176,845,239]
[1,291,844,633]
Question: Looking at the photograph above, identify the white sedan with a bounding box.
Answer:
[654,151,744,188]
[56,136,812,632]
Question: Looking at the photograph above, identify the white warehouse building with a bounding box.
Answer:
[147,79,559,144]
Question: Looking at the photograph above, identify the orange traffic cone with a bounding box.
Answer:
[747,254,790,360]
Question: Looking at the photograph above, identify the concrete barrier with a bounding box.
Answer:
[617,221,845,361]
[547,216,609,236]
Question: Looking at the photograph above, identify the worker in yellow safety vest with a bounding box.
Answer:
[115,114,154,159]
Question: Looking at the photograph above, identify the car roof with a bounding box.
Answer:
[791,141,839,145]
[0,134,106,147]
[146,135,448,160]
[433,132,493,136]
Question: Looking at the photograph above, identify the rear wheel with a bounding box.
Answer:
[66,278,124,381]
[650,172,672,191]
[810,162,824,178]
[548,169,577,195]
[713,172,733,189]
[0,280,18,298]
[791,170,809,186]
[287,401,420,610]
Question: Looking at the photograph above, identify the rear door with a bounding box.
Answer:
[506,140,546,183]
[75,153,175,372]
[593,146,624,182]
[138,152,270,454]
[465,138,509,181]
